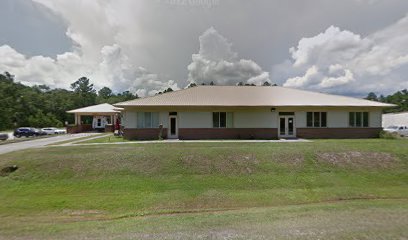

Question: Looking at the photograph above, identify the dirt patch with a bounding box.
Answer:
[0,165,18,176]
[180,153,259,174]
[273,153,305,167]
[62,209,104,216]
[316,151,397,169]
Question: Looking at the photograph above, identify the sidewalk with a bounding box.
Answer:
[56,138,311,147]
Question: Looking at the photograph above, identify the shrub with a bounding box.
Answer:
[379,131,401,139]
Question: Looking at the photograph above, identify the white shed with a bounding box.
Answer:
[382,112,408,127]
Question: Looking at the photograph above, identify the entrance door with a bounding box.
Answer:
[168,116,178,139]
[279,116,296,138]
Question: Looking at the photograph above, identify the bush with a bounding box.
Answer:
[379,131,401,139]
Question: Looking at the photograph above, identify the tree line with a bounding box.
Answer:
[365,90,408,113]
[0,73,137,130]
[1,71,406,130]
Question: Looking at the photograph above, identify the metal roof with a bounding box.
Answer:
[114,86,395,108]
[67,103,123,114]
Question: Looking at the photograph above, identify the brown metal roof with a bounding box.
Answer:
[114,86,395,108]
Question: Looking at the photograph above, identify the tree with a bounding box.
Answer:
[187,83,197,88]
[365,92,378,101]
[263,81,271,86]
[156,87,174,95]
[237,82,243,86]
[209,81,215,85]
[98,87,113,99]
[119,91,138,101]
[71,77,96,94]
[70,77,96,107]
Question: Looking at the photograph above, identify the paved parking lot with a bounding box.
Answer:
[0,133,101,155]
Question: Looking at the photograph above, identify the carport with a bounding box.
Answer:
[66,103,123,133]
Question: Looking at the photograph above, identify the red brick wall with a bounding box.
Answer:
[66,124,93,134]
[123,127,382,140]
[104,124,114,132]
[124,128,168,140]
[296,128,382,139]
[178,128,278,140]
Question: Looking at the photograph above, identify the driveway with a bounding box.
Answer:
[0,133,102,155]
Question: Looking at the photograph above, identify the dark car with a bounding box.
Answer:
[13,127,39,138]
[0,133,8,141]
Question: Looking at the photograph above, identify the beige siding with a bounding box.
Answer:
[159,112,169,128]
[327,111,348,128]
[123,109,383,129]
[295,111,381,128]
[234,112,277,128]
[123,111,168,128]
[178,112,212,128]
[123,111,137,128]
[295,112,307,128]
[370,111,382,128]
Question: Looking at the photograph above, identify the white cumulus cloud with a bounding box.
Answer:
[0,0,179,97]
[187,27,270,85]
[279,14,408,95]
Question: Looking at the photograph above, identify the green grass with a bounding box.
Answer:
[0,139,407,239]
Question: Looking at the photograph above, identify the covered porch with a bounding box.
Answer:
[66,103,123,133]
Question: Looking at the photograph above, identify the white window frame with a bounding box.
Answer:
[306,112,327,128]
[349,112,369,127]
[213,112,233,128]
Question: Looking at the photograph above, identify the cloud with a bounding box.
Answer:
[0,0,179,97]
[187,27,270,85]
[279,14,408,95]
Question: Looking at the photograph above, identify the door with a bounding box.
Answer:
[168,116,178,139]
[279,116,296,138]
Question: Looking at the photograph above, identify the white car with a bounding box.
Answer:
[383,125,408,137]
[41,127,58,135]
[54,128,67,134]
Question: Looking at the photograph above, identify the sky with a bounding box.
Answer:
[0,0,407,97]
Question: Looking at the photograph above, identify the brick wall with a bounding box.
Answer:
[296,127,382,139]
[124,128,168,140]
[66,124,93,134]
[123,127,382,140]
[179,128,278,140]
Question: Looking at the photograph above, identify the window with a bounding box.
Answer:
[306,112,327,127]
[137,112,159,128]
[349,112,369,127]
[213,112,233,128]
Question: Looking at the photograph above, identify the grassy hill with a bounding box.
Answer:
[0,139,407,239]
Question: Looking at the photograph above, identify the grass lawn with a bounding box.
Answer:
[0,139,407,239]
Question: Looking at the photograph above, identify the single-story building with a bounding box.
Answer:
[114,86,395,140]
[382,111,408,127]
[66,103,123,133]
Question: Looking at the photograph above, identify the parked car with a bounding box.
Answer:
[0,133,8,141]
[54,128,67,134]
[13,127,38,138]
[33,128,48,136]
[41,127,58,135]
[383,125,408,137]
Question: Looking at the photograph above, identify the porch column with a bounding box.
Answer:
[74,113,78,125]
[77,114,82,125]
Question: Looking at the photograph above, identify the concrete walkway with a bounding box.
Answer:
[0,133,102,155]
[59,138,311,147]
